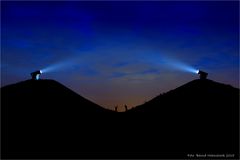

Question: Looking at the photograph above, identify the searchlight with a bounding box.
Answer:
[31,70,42,80]
[197,70,208,79]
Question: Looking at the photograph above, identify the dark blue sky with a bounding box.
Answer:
[1,1,239,110]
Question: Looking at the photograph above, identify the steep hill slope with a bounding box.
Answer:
[1,79,239,159]
[128,79,239,157]
[1,79,109,112]
[1,79,115,159]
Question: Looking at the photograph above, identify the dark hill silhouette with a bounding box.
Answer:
[1,79,110,113]
[127,79,239,158]
[1,79,116,159]
[130,79,239,112]
[1,79,239,159]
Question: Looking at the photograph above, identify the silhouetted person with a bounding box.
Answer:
[115,106,118,112]
[124,105,128,111]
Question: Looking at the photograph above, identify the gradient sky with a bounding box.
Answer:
[1,1,239,111]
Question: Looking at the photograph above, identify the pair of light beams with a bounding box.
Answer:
[31,54,208,80]
[31,69,208,80]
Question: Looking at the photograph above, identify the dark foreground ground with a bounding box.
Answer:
[1,79,239,159]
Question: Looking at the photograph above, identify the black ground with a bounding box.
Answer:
[1,79,239,159]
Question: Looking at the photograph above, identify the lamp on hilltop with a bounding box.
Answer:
[31,70,42,80]
[197,70,208,79]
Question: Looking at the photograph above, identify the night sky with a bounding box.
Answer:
[1,1,239,110]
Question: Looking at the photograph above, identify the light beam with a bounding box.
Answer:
[41,57,81,74]
[159,57,198,74]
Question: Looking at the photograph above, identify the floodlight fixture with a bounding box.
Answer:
[197,70,208,79]
[31,70,42,80]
